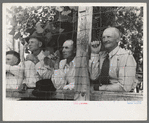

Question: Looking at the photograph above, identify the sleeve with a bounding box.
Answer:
[51,68,67,90]
[36,61,54,79]
[89,53,100,80]
[6,64,23,78]
[118,54,137,92]
[23,61,40,87]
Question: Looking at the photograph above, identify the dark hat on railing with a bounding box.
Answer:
[32,79,56,97]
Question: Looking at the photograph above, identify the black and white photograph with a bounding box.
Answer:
[3,3,147,121]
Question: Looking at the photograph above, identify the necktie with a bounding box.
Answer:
[99,54,110,85]
[94,54,110,91]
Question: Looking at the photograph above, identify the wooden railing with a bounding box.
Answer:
[6,89,143,101]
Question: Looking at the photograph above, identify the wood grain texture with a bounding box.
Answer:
[74,7,93,101]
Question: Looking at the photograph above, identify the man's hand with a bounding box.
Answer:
[18,83,28,92]
[26,54,39,64]
[50,50,61,69]
[44,57,55,68]
[90,41,102,54]
[63,83,74,90]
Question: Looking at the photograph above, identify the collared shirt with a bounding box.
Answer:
[6,64,23,89]
[23,50,51,85]
[89,46,137,92]
[6,61,40,89]
[22,61,40,87]
[36,62,54,80]
[6,51,49,89]
[51,58,76,90]
[36,50,46,62]
[35,52,54,79]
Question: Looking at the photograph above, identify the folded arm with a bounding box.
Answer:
[51,68,67,90]
[6,64,23,78]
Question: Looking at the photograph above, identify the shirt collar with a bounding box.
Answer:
[108,46,120,58]
[37,50,45,61]
[65,57,76,67]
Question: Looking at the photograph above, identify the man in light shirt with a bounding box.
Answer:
[22,34,49,88]
[51,39,76,90]
[89,27,137,92]
[6,51,23,89]
[26,34,46,64]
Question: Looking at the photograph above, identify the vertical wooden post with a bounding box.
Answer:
[74,7,93,101]
[12,35,15,50]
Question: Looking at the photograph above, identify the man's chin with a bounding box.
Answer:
[63,57,67,59]
[62,55,67,59]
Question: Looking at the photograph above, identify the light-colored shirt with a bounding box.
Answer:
[89,46,137,92]
[35,52,54,79]
[22,61,40,87]
[23,50,51,86]
[6,64,23,89]
[51,58,76,90]
[36,50,46,62]
[36,61,54,79]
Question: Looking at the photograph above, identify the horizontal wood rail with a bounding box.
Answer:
[6,89,143,101]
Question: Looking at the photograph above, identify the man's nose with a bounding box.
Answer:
[62,48,66,53]
[103,37,108,43]
[104,37,108,41]
[28,42,31,46]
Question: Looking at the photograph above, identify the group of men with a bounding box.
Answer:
[6,27,138,99]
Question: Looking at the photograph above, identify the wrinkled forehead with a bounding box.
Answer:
[6,54,18,60]
[103,28,114,36]
[6,54,14,59]
[103,28,119,38]
[63,40,74,47]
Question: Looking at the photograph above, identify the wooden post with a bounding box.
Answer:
[12,35,15,50]
[74,7,93,101]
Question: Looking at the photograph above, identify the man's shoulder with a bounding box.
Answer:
[99,51,107,57]
[117,47,133,56]
[38,50,46,60]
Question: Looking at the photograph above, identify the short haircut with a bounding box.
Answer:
[28,32,45,49]
[105,27,121,39]
[64,39,76,49]
[6,50,20,65]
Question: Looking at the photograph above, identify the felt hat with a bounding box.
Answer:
[25,31,45,48]
[32,79,56,97]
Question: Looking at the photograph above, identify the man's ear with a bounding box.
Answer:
[12,56,19,65]
[38,41,42,48]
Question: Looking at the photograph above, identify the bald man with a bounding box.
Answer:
[89,27,137,92]
[51,40,76,90]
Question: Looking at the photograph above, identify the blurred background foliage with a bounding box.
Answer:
[6,6,143,73]
[6,6,78,50]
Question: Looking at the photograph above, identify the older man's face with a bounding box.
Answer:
[102,28,119,52]
[62,41,75,59]
[28,38,42,52]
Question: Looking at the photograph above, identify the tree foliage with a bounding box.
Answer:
[6,6,78,48]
